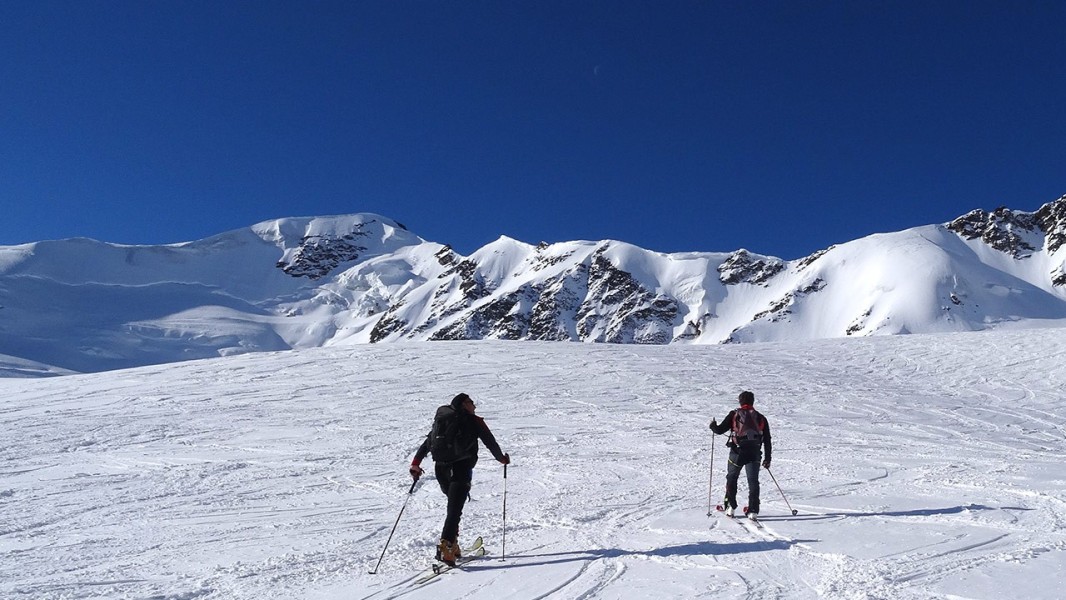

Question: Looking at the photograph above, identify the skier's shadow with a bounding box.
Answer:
[758,503,1022,522]
[467,539,809,571]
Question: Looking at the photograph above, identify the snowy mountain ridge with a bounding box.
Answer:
[2,196,1066,375]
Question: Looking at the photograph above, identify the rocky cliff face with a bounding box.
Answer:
[947,195,1066,286]
[1036,195,1066,254]
[372,245,681,344]
[718,250,785,286]
[947,196,1066,256]
[277,234,369,279]
[947,207,1041,258]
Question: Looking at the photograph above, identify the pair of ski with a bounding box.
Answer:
[714,504,764,529]
[413,536,487,585]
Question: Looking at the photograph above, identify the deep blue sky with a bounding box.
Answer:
[2,1,1065,259]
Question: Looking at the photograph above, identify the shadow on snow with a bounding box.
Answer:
[468,538,813,571]
[758,503,1025,522]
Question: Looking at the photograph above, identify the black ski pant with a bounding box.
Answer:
[724,448,762,513]
[435,458,475,543]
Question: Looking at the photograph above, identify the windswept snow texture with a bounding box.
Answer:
[2,329,1065,599]
[3,197,1066,375]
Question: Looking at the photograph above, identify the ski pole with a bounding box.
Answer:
[706,431,716,516]
[369,477,419,574]
[765,467,798,516]
[501,462,508,560]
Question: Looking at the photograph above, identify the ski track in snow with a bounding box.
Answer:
[2,329,1065,599]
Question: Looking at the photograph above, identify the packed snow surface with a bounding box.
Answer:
[2,328,1065,599]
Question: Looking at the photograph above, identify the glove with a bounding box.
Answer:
[709,419,717,430]
[499,453,510,465]
[761,460,771,469]
[409,464,424,480]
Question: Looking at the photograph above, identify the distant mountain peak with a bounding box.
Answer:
[265,214,421,280]
[3,198,1066,375]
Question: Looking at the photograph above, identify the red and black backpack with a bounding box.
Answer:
[731,407,765,446]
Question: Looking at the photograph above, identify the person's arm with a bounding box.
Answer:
[709,410,734,435]
[409,431,431,478]
[474,416,509,463]
[761,420,772,467]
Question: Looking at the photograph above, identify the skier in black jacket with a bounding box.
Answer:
[710,391,772,519]
[409,393,509,565]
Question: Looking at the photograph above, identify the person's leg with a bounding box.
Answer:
[745,456,762,513]
[441,461,474,542]
[724,451,742,510]
[434,462,452,495]
[432,463,457,561]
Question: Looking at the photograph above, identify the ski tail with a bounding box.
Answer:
[464,536,483,554]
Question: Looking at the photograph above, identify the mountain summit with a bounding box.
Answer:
[3,197,1065,375]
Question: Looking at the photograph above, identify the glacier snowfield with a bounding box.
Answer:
[3,328,1065,599]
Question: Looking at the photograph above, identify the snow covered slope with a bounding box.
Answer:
[2,329,1064,598]
[2,197,1066,374]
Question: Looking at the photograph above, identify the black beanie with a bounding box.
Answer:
[451,393,471,409]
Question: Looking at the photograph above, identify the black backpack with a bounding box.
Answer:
[430,405,469,463]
